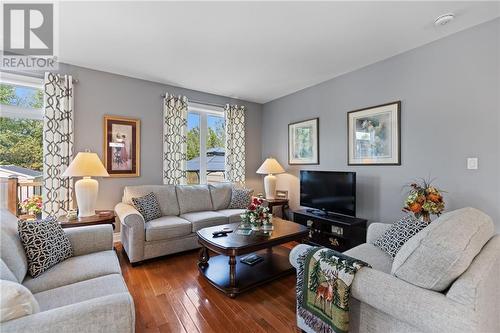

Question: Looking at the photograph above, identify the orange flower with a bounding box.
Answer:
[409,202,422,213]
[427,193,441,203]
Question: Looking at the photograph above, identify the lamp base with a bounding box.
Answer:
[75,177,98,217]
[264,174,277,199]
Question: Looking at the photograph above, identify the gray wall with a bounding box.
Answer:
[262,19,500,230]
[56,63,263,210]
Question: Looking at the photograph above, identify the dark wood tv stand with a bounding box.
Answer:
[293,209,367,252]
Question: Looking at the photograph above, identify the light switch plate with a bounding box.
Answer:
[467,157,478,170]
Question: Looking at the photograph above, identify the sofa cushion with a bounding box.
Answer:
[374,215,428,258]
[123,185,179,216]
[18,217,73,278]
[180,211,228,232]
[344,243,393,274]
[392,207,494,291]
[228,188,253,209]
[34,274,128,311]
[176,185,214,214]
[0,280,40,323]
[132,192,162,222]
[217,209,245,223]
[145,216,192,241]
[0,260,18,283]
[209,183,233,210]
[22,250,121,294]
[0,210,28,283]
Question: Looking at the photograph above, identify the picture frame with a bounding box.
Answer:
[275,190,288,199]
[103,115,140,177]
[347,101,401,165]
[288,118,319,165]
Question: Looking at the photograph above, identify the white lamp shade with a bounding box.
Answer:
[62,152,109,177]
[256,158,285,175]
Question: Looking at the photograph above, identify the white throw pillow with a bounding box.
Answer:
[0,280,40,322]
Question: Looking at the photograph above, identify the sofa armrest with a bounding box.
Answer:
[115,202,145,229]
[64,225,113,256]
[351,268,475,332]
[1,293,135,333]
[289,243,313,268]
[366,222,391,244]
[115,202,145,263]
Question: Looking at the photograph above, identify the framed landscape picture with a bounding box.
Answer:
[288,118,319,165]
[103,115,140,177]
[347,101,401,165]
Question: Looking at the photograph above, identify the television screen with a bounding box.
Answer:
[300,170,356,216]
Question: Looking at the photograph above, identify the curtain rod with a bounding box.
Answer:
[161,94,225,109]
[1,70,79,84]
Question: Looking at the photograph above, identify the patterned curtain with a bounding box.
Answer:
[42,73,74,217]
[224,104,246,183]
[163,94,188,185]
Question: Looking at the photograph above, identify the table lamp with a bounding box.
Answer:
[256,157,285,199]
[62,152,109,217]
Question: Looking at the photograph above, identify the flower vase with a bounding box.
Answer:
[420,212,431,223]
[251,223,261,231]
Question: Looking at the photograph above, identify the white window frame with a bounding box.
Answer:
[0,72,44,120]
[187,102,224,184]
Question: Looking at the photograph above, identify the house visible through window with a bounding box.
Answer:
[0,73,44,215]
[186,103,225,184]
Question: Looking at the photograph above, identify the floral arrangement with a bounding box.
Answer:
[240,197,272,230]
[403,179,444,222]
[20,195,43,216]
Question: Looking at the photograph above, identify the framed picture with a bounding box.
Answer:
[103,115,140,177]
[288,118,319,165]
[275,190,288,199]
[347,101,401,165]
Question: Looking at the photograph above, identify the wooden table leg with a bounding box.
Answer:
[198,246,210,268]
[228,256,236,297]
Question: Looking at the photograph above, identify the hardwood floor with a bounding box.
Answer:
[116,242,301,333]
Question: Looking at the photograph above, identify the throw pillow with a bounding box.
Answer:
[0,280,40,322]
[132,192,162,222]
[374,215,428,258]
[229,188,254,209]
[18,217,73,278]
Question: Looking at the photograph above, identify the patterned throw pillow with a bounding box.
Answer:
[374,215,428,258]
[228,188,254,209]
[18,217,73,278]
[132,192,162,222]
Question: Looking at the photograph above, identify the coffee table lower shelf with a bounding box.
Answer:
[198,246,294,298]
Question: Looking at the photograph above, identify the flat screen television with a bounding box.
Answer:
[300,170,356,217]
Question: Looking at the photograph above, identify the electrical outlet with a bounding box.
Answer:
[467,158,478,170]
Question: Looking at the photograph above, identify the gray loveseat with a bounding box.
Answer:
[115,183,245,264]
[0,209,135,333]
[290,207,500,333]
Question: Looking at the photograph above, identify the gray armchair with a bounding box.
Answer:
[290,208,500,333]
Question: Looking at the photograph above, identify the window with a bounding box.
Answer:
[0,73,44,173]
[186,103,225,184]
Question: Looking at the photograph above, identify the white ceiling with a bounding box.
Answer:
[58,1,500,103]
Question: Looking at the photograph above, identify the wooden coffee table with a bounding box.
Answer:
[196,218,308,298]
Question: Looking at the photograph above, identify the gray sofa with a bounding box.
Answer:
[115,183,245,264]
[0,209,135,333]
[290,207,500,333]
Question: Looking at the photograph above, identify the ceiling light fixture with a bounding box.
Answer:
[434,13,455,26]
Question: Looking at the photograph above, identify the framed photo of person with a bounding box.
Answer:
[103,115,140,177]
[288,118,319,165]
[347,101,401,165]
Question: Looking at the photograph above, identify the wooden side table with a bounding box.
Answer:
[264,198,290,220]
[58,210,116,230]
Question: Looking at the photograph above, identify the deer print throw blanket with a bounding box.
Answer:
[297,247,370,333]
